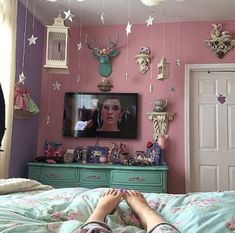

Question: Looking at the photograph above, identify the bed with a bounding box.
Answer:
[0,179,235,233]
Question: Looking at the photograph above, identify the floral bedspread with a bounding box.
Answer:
[0,187,235,233]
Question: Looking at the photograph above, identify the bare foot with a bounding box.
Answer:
[123,190,167,231]
[86,189,123,223]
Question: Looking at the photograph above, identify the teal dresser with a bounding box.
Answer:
[27,163,168,193]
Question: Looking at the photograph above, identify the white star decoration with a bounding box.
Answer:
[28,34,38,45]
[46,116,50,125]
[126,21,132,36]
[101,12,105,24]
[176,58,181,67]
[124,72,128,80]
[77,42,82,51]
[169,87,176,95]
[52,81,62,91]
[64,9,74,22]
[19,72,26,84]
[76,74,81,83]
[149,84,153,93]
[146,15,154,27]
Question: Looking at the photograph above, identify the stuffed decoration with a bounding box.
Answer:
[44,140,63,159]
[14,84,39,115]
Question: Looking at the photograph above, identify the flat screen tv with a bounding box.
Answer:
[63,92,138,139]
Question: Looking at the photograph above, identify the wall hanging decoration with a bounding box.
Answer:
[14,82,40,119]
[147,98,174,140]
[218,94,226,105]
[13,0,39,120]
[27,0,38,46]
[76,12,83,83]
[44,14,69,73]
[63,0,74,22]
[135,47,151,74]
[124,0,132,80]
[100,0,105,24]
[85,34,119,92]
[204,23,235,59]
[176,16,181,66]
[157,11,170,80]
[169,86,176,96]
[157,56,170,80]
[52,80,62,91]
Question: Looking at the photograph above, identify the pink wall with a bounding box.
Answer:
[37,20,235,193]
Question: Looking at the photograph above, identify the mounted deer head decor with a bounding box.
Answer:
[85,34,119,78]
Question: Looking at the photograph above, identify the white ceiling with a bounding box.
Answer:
[20,0,235,26]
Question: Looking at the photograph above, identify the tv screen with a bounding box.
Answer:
[63,92,138,139]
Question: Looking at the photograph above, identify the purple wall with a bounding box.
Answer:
[9,1,44,177]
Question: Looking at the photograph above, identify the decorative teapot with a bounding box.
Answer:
[153,98,168,112]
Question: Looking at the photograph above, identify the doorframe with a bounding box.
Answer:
[184,63,235,193]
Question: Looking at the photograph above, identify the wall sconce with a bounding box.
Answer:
[157,56,170,80]
[44,14,69,73]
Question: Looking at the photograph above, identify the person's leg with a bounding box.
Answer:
[73,189,123,233]
[123,190,180,233]
[86,188,123,223]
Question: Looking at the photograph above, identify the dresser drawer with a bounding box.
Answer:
[80,169,109,185]
[111,170,163,186]
[28,166,41,180]
[40,167,78,181]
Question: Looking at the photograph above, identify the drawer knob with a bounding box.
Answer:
[128,177,145,182]
[44,173,61,178]
[86,175,101,180]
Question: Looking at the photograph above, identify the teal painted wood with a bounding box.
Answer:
[27,162,168,193]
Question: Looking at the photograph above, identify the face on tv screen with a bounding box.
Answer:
[63,92,138,139]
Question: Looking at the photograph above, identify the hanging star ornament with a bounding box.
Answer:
[77,42,82,51]
[76,74,81,83]
[101,12,105,24]
[46,116,50,125]
[52,80,62,91]
[169,87,176,96]
[64,9,74,22]
[124,72,128,80]
[126,21,132,36]
[146,15,154,27]
[149,84,153,93]
[176,58,181,67]
[19,72,26,84]
[27,34,38,45]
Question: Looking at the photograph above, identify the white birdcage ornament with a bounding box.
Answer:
[157,56,170,80]
[44,14,69,73]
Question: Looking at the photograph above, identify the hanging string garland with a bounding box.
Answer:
[126,0,132,36]
[77,12,83,52]
[27,0,38,46]
[46,74,52,125]
[19,0,29,85]
[76,12,83,83]
[176,16,181,67]
[147,10,154,94]
[124,0,132,80]
[101,0,105,24]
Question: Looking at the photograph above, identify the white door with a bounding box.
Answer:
[189,70,235,192]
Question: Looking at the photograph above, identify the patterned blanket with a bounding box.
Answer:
[0,185,235,232]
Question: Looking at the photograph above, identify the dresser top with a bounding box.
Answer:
[28,162,168,171]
